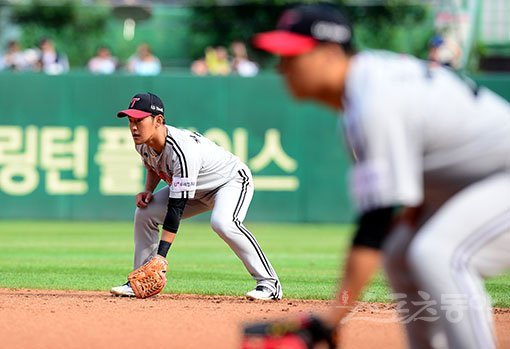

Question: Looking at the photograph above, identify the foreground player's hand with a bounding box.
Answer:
[135,191,153,208]
[242,314,337,349]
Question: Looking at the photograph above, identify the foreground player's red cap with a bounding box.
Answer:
[253,4,353,57]
[117,92,165,119]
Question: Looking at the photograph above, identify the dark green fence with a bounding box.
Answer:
[0,72,353,222]
[0,72,508,222]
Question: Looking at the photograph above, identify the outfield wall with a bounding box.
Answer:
[0,72,508,222]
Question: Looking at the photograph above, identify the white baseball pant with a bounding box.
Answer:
[384,172,510,349]
[132,167,281,295]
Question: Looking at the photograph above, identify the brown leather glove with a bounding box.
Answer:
[128,255,168,299]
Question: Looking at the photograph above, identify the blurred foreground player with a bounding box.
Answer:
[110,92,282,301]
[243,3,510,348]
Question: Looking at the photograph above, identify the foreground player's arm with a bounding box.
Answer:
[328,95,422,325]
[327,207,395,326]
[136,167,161,208]
[241,207,397,347]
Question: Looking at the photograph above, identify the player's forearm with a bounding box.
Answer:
[325,207,395,325]
[328,246,381,326]
[145,168,161,192]
[161,229,177,243]
[157,198,187,259]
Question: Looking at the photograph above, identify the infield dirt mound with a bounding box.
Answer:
[0,289,508,349]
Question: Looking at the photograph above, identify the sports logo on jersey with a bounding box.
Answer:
[170,177,197,192]
[130,97,141,108]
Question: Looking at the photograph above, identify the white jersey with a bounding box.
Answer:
[136,125,243,199]
[343,51,510,213]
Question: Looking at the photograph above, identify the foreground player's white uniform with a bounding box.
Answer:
[343,51,510,349]
[134,125,282,299]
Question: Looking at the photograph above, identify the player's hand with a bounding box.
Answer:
[135,191,153,208]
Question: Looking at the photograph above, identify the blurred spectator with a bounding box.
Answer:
[191,58,208,76]
[191,44,257,77]
[36,37,69,75]
[230,41,259,77]
[88,46,117,74]
[127,43,161,76]
[428,33,462,69]
[0,40,30,71]
[23,48,39,70]
[205,46,231,75]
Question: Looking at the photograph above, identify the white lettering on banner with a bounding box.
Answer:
[252,176,299,191]
[202,128,249,162]
[40,127,88,195]
[233,128,248,163]
[203,128,232,151]
[170,176,197,193]
[0,126,88,195]
[249,129,298,172]
[0,125,300,196]
[249,129,299,191]
[201,127,299,191]
[94,127,143,195]
[0,126,39,195]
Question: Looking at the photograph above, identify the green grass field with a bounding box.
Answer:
[0,220,508,307]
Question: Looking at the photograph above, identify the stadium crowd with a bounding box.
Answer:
[0,38,258,76]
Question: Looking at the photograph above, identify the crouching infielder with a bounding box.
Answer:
[110,92,282,301]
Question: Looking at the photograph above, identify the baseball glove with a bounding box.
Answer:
[128,255,168,299]
[242,315,337,349]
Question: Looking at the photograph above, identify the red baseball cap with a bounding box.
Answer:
[117,92,165,119]
[253,4,352,57]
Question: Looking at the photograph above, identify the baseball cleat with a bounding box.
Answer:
[110,282,135,297]
[246,285,282,301]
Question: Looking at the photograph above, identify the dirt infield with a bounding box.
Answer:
[0,289,508,349]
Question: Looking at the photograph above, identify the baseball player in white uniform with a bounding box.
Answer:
[110,92,282,301]
[246,3,510,348]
